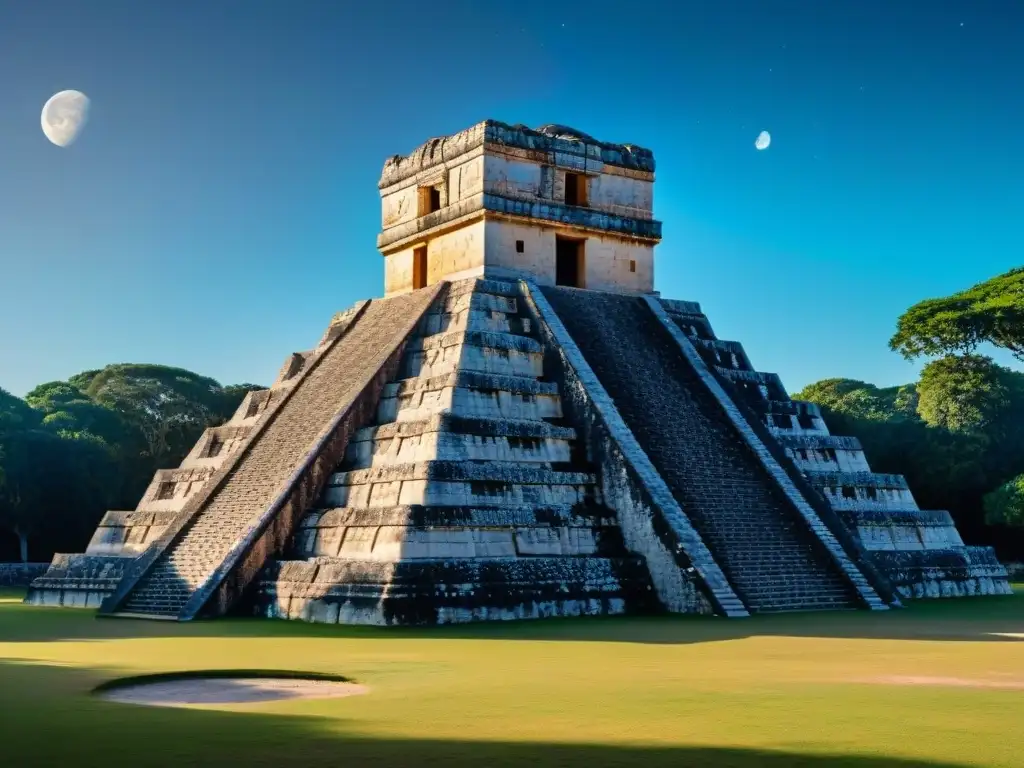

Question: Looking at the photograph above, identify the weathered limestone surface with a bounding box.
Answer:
[24,555,126,608]
[256,278,659,625]
[379,120,662,297]
[659,299,1011,600]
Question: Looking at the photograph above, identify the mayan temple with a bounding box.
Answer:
[26,121,1011,623]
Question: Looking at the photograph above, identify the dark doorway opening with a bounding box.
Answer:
[564,172,587,207]
[413,246,428,289]
[555,237,584,287]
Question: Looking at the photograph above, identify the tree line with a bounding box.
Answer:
[1,267,1022,565]
[794,266,1024,561]
[0,365,261,562]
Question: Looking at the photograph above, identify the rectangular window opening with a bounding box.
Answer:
[564,172,588,207]
[629,259,636,273]
[555,236,585,288]
[515,240,525,253]
[412,246,428,290]
[418,186,442,216]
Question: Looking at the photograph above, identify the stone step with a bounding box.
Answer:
[378,372,562,424]
[293,523,627,560]
[255,553,659,625]
[344,415,577,469]
[331,460,594,486]
[179,424,254,470]
[135,466,216,513]
[299,504,620,529]
[761,400,829,435]
[407,329,543,356]
[399,329,544,380]
[324,461,599,510]
[716,368,789,401]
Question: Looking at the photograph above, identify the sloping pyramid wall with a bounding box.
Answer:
[658,298,1012,599]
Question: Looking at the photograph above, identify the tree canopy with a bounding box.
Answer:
[0,366,263,562]
[889,266,1024,361]
[915,354,1016,435]
[793,379,918,423]
[985,474,1024,528]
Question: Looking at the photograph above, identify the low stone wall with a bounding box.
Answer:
[869,548,1012,599]
[0,563,48,587]
[24,554,129,608]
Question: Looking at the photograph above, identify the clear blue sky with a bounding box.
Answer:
[1,0,1021,397]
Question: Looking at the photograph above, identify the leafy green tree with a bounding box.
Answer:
[0,428,115,562]
[984,474,1024,528]
[915,354,1011,434]
[1,368,262,562]
[0,387,41,433]
[67,364,260,470]
[890,266,1024,361]
[793,379,918,423]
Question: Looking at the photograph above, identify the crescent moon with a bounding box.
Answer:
[41,90,90,147]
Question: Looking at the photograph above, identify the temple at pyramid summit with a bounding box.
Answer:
[26,120,1011,623]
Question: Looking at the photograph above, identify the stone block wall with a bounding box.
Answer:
[378,120,661,297]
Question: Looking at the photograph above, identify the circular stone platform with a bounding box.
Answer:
[97,674,368,708]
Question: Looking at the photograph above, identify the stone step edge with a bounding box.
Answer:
[443,277,520,299]
[841,509,955,525]
[353,414,575,442]
[776,434,863,451]
[803,470,910,490]
[384,370,559,397]
[331,461,596,487]
[299,504,619,528]
[405,329,542,355]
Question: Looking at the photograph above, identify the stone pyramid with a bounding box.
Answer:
[27,120,1010,624]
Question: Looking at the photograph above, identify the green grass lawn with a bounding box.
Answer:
[1,587,1022,768]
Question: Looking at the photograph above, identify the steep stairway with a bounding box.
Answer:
[540,286,860,613]
[100,286,443,620]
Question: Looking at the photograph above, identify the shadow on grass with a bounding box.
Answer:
[2,587,1021,646]
[0,659,976,768]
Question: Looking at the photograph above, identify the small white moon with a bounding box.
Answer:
[41,90,90,147]
[755,130,771,151]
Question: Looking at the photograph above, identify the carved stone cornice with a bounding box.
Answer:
[377,193,663,253]
[379,120,656,190]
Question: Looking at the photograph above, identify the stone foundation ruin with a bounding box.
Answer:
[26,120,1011,623]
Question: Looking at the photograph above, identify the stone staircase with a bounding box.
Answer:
[100,286,443,620]
[540,286,860,614]
[256,279,657,625]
